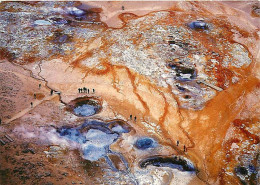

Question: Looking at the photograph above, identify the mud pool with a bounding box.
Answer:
[67,97,101,117]
[188,20,208,30]
[134,137,157,150]
[57,120,131,171]
[139,156,196,172]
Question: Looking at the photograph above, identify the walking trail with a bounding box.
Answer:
[3,94,58,124]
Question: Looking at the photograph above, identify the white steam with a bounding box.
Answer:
[12,124,79,149]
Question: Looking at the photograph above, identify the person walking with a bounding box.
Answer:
[51,90,54,95]
[134,116,137,122]
[0,118,1,125]
[130,115,132,120]
[78,88,81,93]
[93,89,95,93]
[30,102,33,108]
[34,93,36,99]
[184,145,186,152]
[87,89,90,94]
[177,140,179,146]
[39,84,41,89]
[83,87,87,93]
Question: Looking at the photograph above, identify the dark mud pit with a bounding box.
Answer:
[167,62,197,81]
[139,156,196,172]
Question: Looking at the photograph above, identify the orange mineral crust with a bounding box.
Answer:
[0,1,259,185]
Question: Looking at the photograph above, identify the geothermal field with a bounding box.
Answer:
[0,1,259,185]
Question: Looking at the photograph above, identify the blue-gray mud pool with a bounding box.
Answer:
[188,20,208,30]
[67,97,102,117]
[134,137,157,150]
[57,120,131,171]
[74,104,98,117]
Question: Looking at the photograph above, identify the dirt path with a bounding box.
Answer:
[3,93,58,124]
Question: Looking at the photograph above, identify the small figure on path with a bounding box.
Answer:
[80,88,83,93]
[184,145,186,152]
[34,93,36,99]
[0,118,1,125]
[51,90,54,95]
[83,87,87,93]
[78,88,81,93]
[134,116,137,122]
[177,140,179,146]
[130,115,132,120]
[87,89,90,94]
[122,6,125,10]
[39,84,41,89]
[30,102,33,108]
[93,89,95,93]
